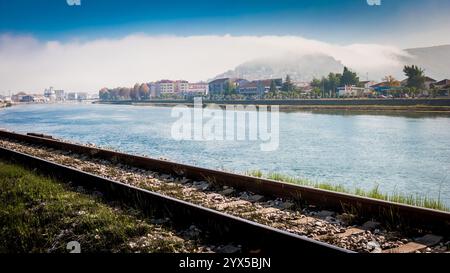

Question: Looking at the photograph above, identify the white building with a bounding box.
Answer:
[155,80,192,94]
[67,92,78,100]
[337,85,371,97]
[77,92,88,100]
[156,80,175,93]
[359,81,377,89]
[175,80,189,93]
[187,82,209,95]
[293,81,310,89]
[54,89,65,101]
[44,87,56,101]
[33,95,47,103]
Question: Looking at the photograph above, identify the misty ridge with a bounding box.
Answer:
[402,45,450,80]
[214,54,346,82]
[214,45,450,82]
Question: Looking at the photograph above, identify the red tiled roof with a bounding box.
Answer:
[158,80,174,83]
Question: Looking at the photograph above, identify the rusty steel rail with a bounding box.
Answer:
[0,145,351,254]
[1,130,450,235]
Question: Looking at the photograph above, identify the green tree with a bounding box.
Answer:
[319,76,327,97]
[403,65,425,90]
[340,67,359,86]
[130,83,140,100]
[118,87,130,100]
[311,78,322,88]
[282,75,294,92]
[326,73,341,97]
[109,88,119,100]
[311,87,322,98]
[269,80,277,94]
[139,83,150,99]
[224,80,236,96]
[99,88,110,101]
[430,87,440,98]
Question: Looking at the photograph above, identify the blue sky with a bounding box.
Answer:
[1,0,449,45]
[1,0,449,93]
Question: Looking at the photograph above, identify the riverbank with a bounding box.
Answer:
[246,171,448,212]
[0,102,12,108]
[95,98,450,113]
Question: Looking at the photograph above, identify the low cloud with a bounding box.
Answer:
[0,34,408,94]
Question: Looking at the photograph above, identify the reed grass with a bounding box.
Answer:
[246,170,449,212]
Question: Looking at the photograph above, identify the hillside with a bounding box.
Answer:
[402,45,450,80]
[213,45,450,82]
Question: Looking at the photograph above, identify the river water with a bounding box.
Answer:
[1,103,449,205]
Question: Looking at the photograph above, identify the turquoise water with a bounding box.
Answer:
[1,103,449,206]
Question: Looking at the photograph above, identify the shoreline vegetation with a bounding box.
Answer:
[246,170,449,212]
[95,98,450,113]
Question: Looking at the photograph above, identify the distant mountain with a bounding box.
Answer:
[213,45,450,83]
[402,45,450,81]
[214,54,344,82]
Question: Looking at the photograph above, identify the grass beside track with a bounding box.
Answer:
[0,160,198,253]
[246,170,449,212]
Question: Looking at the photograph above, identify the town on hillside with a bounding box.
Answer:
[97,65,450,101]
[2,65,450,104]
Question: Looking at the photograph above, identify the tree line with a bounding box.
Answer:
[310,67,360,98]
[99,83,150,101]
[309,65,430,98]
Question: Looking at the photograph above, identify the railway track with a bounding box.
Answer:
[0,130,449,253]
